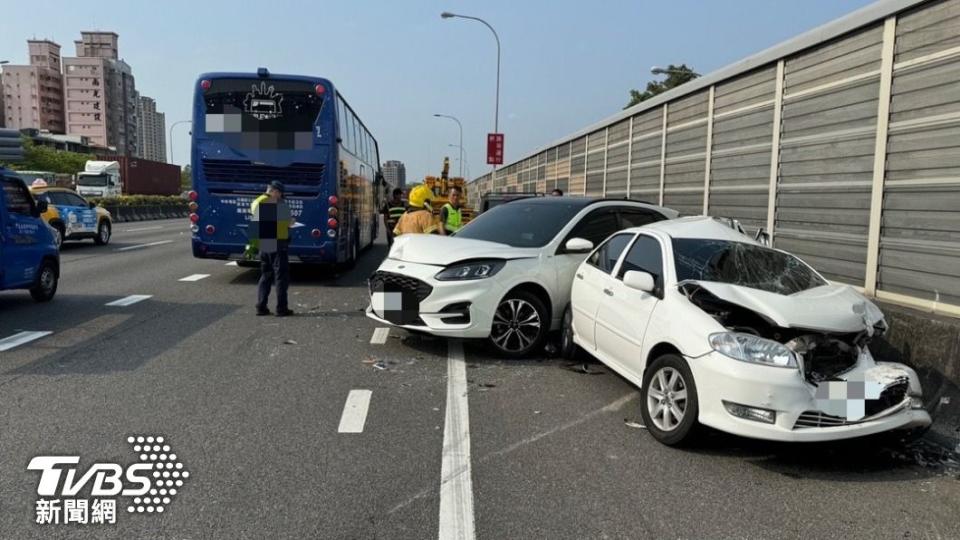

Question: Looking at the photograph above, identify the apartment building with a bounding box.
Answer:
[136,94,166,162]
[62,31,138,155]
[1,40,66,133]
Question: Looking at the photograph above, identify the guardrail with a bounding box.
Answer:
[99,205,189,223]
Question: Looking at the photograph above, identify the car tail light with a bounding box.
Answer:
[328,207,338,217]
[328,195,338,206]
[327,218,338,228]
[205,224,215,235]
[189,213,199,223]
[311,228,322,238]
[327,229,337,238]
[188,202,198,212]
[188,191,198,201]
[315,84,325,95]
[200,80,211,90]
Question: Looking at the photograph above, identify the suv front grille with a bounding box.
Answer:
[369,271,433,303]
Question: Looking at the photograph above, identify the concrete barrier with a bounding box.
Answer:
[101,205,187,223]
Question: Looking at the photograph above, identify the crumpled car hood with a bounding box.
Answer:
[388,234,539,266]
[689,281,886,334]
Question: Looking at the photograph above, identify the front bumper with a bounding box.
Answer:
[365,258,505,339]
[688,351,932,442]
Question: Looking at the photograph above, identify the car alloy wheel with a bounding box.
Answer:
[52,226,63,248]
[646,366,688,432]
[491,296,543,355]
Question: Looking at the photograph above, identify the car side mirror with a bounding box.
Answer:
[623,270,656,294]
[88,201,96,209]
[35,200,48,215]
[755,228,771,247]
[564,237,594,253]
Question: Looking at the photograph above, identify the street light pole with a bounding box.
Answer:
[168,120,192,165]
[449,144,469,179]
[433,113,463,178]
[441,12,500,167]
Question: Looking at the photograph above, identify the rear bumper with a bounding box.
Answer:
[192,238,340,263]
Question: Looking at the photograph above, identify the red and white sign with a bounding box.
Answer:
[486,133,504,165]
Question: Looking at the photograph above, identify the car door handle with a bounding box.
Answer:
[575,273,584,280]
[603,288,613,296]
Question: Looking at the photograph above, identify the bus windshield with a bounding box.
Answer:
[203,79,323,151]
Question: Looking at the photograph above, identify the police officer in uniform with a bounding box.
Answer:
[252,181,294,317]
[438,186,463,236]
[381,188,405,246]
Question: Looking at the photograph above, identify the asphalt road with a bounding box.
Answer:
[1,218,958,539]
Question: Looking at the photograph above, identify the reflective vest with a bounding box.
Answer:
[442,203,463,233]
[386,202,405,227]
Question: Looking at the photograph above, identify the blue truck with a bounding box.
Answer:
[0,167,59,301]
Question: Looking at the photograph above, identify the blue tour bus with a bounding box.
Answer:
[189,68,381,265]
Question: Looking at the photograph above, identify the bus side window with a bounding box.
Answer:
[336,98,346,144]
[345,110,354,154]
[353,114,361,158]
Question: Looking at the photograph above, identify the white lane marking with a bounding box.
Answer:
[116,240,173,252]
[370,327,390,344]
[225,261,238,266]
[178,274,210,282]
[337,390,373,433]
[438,340,476,540]
[0,331,53,352]
[105,294,153,307]
[122,226,163,233]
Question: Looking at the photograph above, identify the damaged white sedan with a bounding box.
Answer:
[563,217,931,445]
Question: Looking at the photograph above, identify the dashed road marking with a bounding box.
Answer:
[0,331,53,352]
[122,226,164,233]
[178,274,210,282]
[438,340,476,540]
[370,327,390,344]
[105,295,153,307]
[116,240,173,252]
[337,390,373,434]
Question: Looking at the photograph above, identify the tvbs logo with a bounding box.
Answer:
[27,435,190,525]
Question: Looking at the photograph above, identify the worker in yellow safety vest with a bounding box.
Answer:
[438,186,463,236]
[393,184,438,236]
[381,187,405,246]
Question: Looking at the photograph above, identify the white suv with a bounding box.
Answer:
[367,197,678,357]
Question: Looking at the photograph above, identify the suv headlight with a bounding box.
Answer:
[709,332,798,368]
[435,260,506,281]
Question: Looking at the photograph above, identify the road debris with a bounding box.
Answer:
[624,419,647,429]
[283,339,298,345]
[373,361,388,371]
[564,363,604,375]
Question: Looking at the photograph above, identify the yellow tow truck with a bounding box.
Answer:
[423,157,474,225]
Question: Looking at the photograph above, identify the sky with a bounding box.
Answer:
[2,0,875,181]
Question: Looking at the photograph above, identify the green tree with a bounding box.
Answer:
[624,64,699,109]
[180,164,192,190]
[5,136,95,174]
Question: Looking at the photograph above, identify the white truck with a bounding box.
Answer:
[77,161,122,198]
